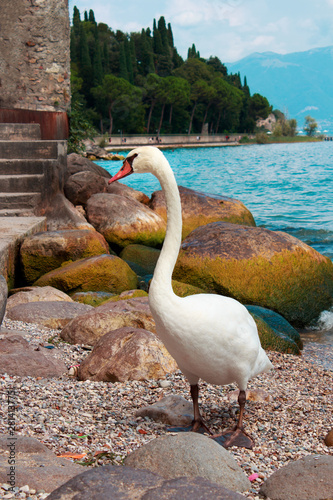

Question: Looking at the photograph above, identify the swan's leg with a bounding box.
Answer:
[166,384,212,434]
[212,390,254,449]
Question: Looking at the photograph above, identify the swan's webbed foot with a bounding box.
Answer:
[212,427,253,449]
[167,416,212,435]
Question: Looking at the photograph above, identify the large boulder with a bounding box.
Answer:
[6,301,94,329]
[124,433,250,492]
[20,229,109,284]
[149,186,256,239]
[47,464,245,500]
[259,455,333,500]
[34,254,138,294]
[6,286,73,310]
[67,153,111,178]
[0,435,83,492]
[64,171,107,206]
[78,326,177,382]
[174,222,333,326]
[0,335,66,377]
[60,297,155,346]
[41,193,94,231]
[0,274,7,327]
[120,244,160,277]
[107,180,150,204]
[86,193,166,249]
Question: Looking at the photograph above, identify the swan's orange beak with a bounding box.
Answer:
[108,159,133,184]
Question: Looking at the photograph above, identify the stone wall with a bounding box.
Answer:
[0,0,70,112]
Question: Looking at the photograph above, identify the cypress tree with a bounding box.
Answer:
[89,9,96,24]
[124,38,134,83]
[167,23,174,47]
[119,42,129,80]
[84,10,88,22]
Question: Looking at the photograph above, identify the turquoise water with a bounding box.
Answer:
[96,142,333,342]
[99,142,333,260]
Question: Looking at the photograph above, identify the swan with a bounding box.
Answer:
[109,146,273,448]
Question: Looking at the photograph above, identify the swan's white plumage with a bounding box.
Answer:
[112,145,272,397]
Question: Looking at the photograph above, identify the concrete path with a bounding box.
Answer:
[0,217,46,288]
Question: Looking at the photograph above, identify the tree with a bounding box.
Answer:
[304,115,318,136]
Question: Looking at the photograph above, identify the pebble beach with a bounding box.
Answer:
[1,317,332,499]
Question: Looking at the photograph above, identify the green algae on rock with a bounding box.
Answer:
[173,222,333,327]
[34,254,138,294]
[20,229,110,284]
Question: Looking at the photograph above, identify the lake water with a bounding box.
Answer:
[97,141,333,345]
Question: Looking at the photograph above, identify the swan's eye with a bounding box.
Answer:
[126,153,138,166]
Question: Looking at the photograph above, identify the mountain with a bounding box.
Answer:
[226,46,333,133]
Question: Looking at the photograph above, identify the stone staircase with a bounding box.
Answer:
[0,123,67,216]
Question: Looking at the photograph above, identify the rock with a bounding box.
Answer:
[103,289,148,303]
[174,222,333,327]
[120,244,160,276]
[67,153,111,178]
[124,433,250,492]
[34,254,138,295]
[20,229,109,284]
[6,286,74,311]
[47,464,245,500]
[0,435,83,492]
[86,193,166,249]
[41,193,94,231]
[246,305,303,354]
[149,186,256,239]
[136,395,194,426]
[107,180,150,204]
[64,171,107,206]
[71,291,116,307]
[259,454,333,500]
[172,280,206,298]
[324,429,333,446]
[6,301,93,329]
[60,297,155,346]
[0,335,66,377]
[78,326,177,382]
[0,274,7,327]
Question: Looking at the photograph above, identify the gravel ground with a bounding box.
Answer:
[1,318,332,499]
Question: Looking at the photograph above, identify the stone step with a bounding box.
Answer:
[0,174,44,193]
[0,123,41,141]
[0,159,47,175]
[0,208,36,217]
[0,192,41,210]
[0,141,59,160]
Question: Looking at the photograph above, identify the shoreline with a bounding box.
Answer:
[0,317,332,499]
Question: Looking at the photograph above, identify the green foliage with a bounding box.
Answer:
[273,117,297,137]
[256,132,269,144]
[69,7,275,136]
[304,115,318,136]
[68,100,96,153]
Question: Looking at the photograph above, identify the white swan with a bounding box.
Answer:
[109,146,273,448]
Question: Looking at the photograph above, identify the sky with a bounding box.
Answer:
[68,0,333,62]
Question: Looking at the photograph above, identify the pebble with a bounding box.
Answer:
[0,318,332,499]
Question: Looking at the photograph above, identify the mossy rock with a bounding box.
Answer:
[71,291,116,307]
[246,305,302,354]
[172,280,206,298]
[34,254,138,294]
[174,222,333,327]
[20,229,110,284]
[101,289,148,304]
[120,244,160,276]
[149,186,256,239]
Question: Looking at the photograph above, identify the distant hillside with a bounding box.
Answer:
[226,46,333,133]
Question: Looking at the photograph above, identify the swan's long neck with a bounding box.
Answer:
[150,158,182,297]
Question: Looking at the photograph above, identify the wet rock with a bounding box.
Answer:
[259,454,333,500]
[136,395,194,426]
[47,464,245,500]
[174,222,333,327]
[67,153,111,178]
[34,254,138,295]
[149,186,256,239]
[64,171,107,206]
[86,193,166,249]
[0,435,83,492]
[124,433,250,492]
[6,286,74,311]
[107,180,150,204]
[20,229,109,284]
[60,297,155,346]
[78,326,177,382]
[0,274,7,327]
[6,301,93,329]
[0,335,66,377]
